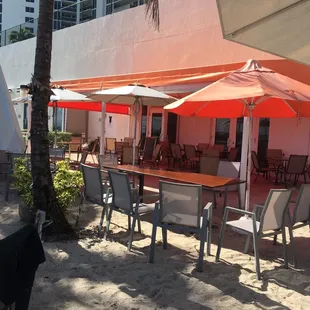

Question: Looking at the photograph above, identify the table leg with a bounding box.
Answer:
[138,174,144,202]
[68,144,71,160]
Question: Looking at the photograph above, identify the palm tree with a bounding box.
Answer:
[30,0,72,233]
[146,0,160,29]
[9,27,35,43]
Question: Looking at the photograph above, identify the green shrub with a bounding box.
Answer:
[13,158,84,214]
[48,131,72,148]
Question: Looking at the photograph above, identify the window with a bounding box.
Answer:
[25,17,34,23]
[26,0,35,2]
[25,7,34,13]
[25,27,33,33]
[215,118,230,145]
[0,14,2,23]
[0,3,2,12]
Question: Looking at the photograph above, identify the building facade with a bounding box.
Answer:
[1,0,310,157]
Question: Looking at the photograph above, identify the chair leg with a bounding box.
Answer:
[148,205,159,264]
[288,226,297,268]
[137,218,142,233]
[244,234,251,253]
[252,234,261,280]
[273,233,278,245]
[197,209,209,272]
[128,215,137,251]
[105,207,113,238]
[215,210,228,262]
[282,227,288,269]
[128,215,131,230]
[303,173,307,184]
[254,172,259,184]
[162,227,168,249]
[98,205,106,233]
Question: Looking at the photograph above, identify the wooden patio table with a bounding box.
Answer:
[101,164,245,209]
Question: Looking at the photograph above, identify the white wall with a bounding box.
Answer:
[0,0,277,89]
[88,112,130,142]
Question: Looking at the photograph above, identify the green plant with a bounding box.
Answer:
[48,131,72,147]
[53,161,83,214]
[9,27,35,44]
[12,158,34,207]
[13,158,83,215]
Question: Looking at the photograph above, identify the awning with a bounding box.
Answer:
[53,59,310,93]
[48,101,129,114]
[216,0,310,66]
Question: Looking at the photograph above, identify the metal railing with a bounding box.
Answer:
[0,0,146,48]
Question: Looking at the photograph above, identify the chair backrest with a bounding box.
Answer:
[108,170,133,211]
[159,181,202,228]
[198,143,209,152]
[259,189,293,232]
[172,143,182,159]
[70,136,82,152]
[293,184,310,224]
[212,144,224,152]
[90,137,100,154]
[124,137,133,146]
[98,154,118,170]
[217,161,240,191]
[286,155,308,174]
[143,137,157,161]
[200,155,219,176]
[49,147,65,158]
[80,164,103,203]
[115,141,129,153]
[80,151,88,165]
[184,144,196,159]
[153,144,161,161]
[251,151,260,170]
[267,149,282,160]
[121,146,138,165]
[227,148,238,162]
[105,138,116,152]
[202,148,219,157]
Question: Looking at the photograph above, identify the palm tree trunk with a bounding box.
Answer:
[30,0,72,233]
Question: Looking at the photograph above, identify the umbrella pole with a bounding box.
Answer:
[245,109,253,211]
[132,98,140,166]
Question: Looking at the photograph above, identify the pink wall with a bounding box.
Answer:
[269,118,310,157]
[178,116,212,146]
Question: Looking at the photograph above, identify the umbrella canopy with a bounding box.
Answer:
[216,0,310,66]
[87,84,176,106]
[164,59,310,117]
[165,59,310,211]
[88,84,176,164]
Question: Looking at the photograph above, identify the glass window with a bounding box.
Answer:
[25,27,34,33]
[151,113,162,137]
[25,17,34,23]
[215,118,230,145]
[140,106,148,139]
[25,7,34,13]
[0,3,2,12]
[26,0,35,2]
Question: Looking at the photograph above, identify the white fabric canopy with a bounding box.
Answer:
[0,66,26,152]
[216,0,310,65]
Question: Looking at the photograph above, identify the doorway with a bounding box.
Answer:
[215,118,230,145]
[140,106,148,140]
[257,118,270,162]
[235,117,243,161]
[167,112,178,143]
[151,113,162,137]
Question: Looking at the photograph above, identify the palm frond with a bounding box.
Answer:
[146,0,160,30]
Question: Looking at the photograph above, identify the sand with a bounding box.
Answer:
[1,181,310,310]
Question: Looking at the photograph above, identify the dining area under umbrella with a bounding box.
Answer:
[88,84,176,165]
[164,59,310,211]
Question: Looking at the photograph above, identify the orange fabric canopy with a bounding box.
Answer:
[53,59,310,93]
[48,101,129,114]
[164,60,310,118]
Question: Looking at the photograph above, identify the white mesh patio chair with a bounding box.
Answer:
[216,189,293,279]
[80,164,112,231]
[274,184,310,267]
[107,169,158,250]
[148,181,213,272]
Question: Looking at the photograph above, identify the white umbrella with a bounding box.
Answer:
[88,84,176,165]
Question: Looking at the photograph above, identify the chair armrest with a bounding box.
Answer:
[225,206,255,217]
[203,202,213,212]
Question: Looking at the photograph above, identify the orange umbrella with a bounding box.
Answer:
[165,59,310,210]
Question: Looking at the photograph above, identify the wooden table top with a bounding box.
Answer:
[103,164,244,189]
